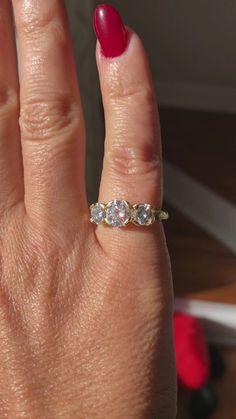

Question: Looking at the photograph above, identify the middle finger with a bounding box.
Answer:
[12,0,87,225]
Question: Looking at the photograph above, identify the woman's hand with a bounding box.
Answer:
[0,1,176,418]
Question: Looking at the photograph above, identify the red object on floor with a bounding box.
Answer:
[174,312,210,390]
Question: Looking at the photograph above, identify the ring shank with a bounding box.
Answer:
[153,209,169,221]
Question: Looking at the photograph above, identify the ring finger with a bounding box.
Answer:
[94,6,163,244]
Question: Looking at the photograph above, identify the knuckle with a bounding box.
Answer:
[108,77,155,107]
[20,96,81,141]
[106,145,161,178]
[0,87,19,120]
[20,8,63,40]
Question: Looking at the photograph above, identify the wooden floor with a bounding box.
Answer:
[161,108,236,205]
[164,204,236,301]
[160,108,236,418]
[160,108,236,302]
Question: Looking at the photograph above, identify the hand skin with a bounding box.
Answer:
[0,1,177,418]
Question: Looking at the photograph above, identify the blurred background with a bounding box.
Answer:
[66,1,236,417]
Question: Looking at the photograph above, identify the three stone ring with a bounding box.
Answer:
[90,200,169,227]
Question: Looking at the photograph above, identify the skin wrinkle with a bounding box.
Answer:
[21,15,64,41]
[20,98,81,141]
[0,294,44,417]
[106,146,161,176]
[19,0,65,41]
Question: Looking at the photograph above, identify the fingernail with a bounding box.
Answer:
[93,4,128,58]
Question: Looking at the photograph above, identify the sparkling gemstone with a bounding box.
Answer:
[132,204,154,226]
[90,203,106,224]
[105,200,131,227]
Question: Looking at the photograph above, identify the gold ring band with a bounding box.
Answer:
[90,200,169,227]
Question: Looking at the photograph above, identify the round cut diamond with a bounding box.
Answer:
[90,203,106,225]
[132,204,154,226]
[105,200,131,227]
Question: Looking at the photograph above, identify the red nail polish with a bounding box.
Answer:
[93,4,128,58]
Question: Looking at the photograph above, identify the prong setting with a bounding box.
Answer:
[105,200,131,227]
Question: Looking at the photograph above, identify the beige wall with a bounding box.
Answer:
[115,0,236,86]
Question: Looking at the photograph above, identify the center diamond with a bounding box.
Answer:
[105,200,131,227]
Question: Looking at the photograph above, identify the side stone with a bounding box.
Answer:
[90,203,106,224]
[132,204,154,226]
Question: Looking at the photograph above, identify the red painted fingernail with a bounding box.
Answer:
[93,4,128,58]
